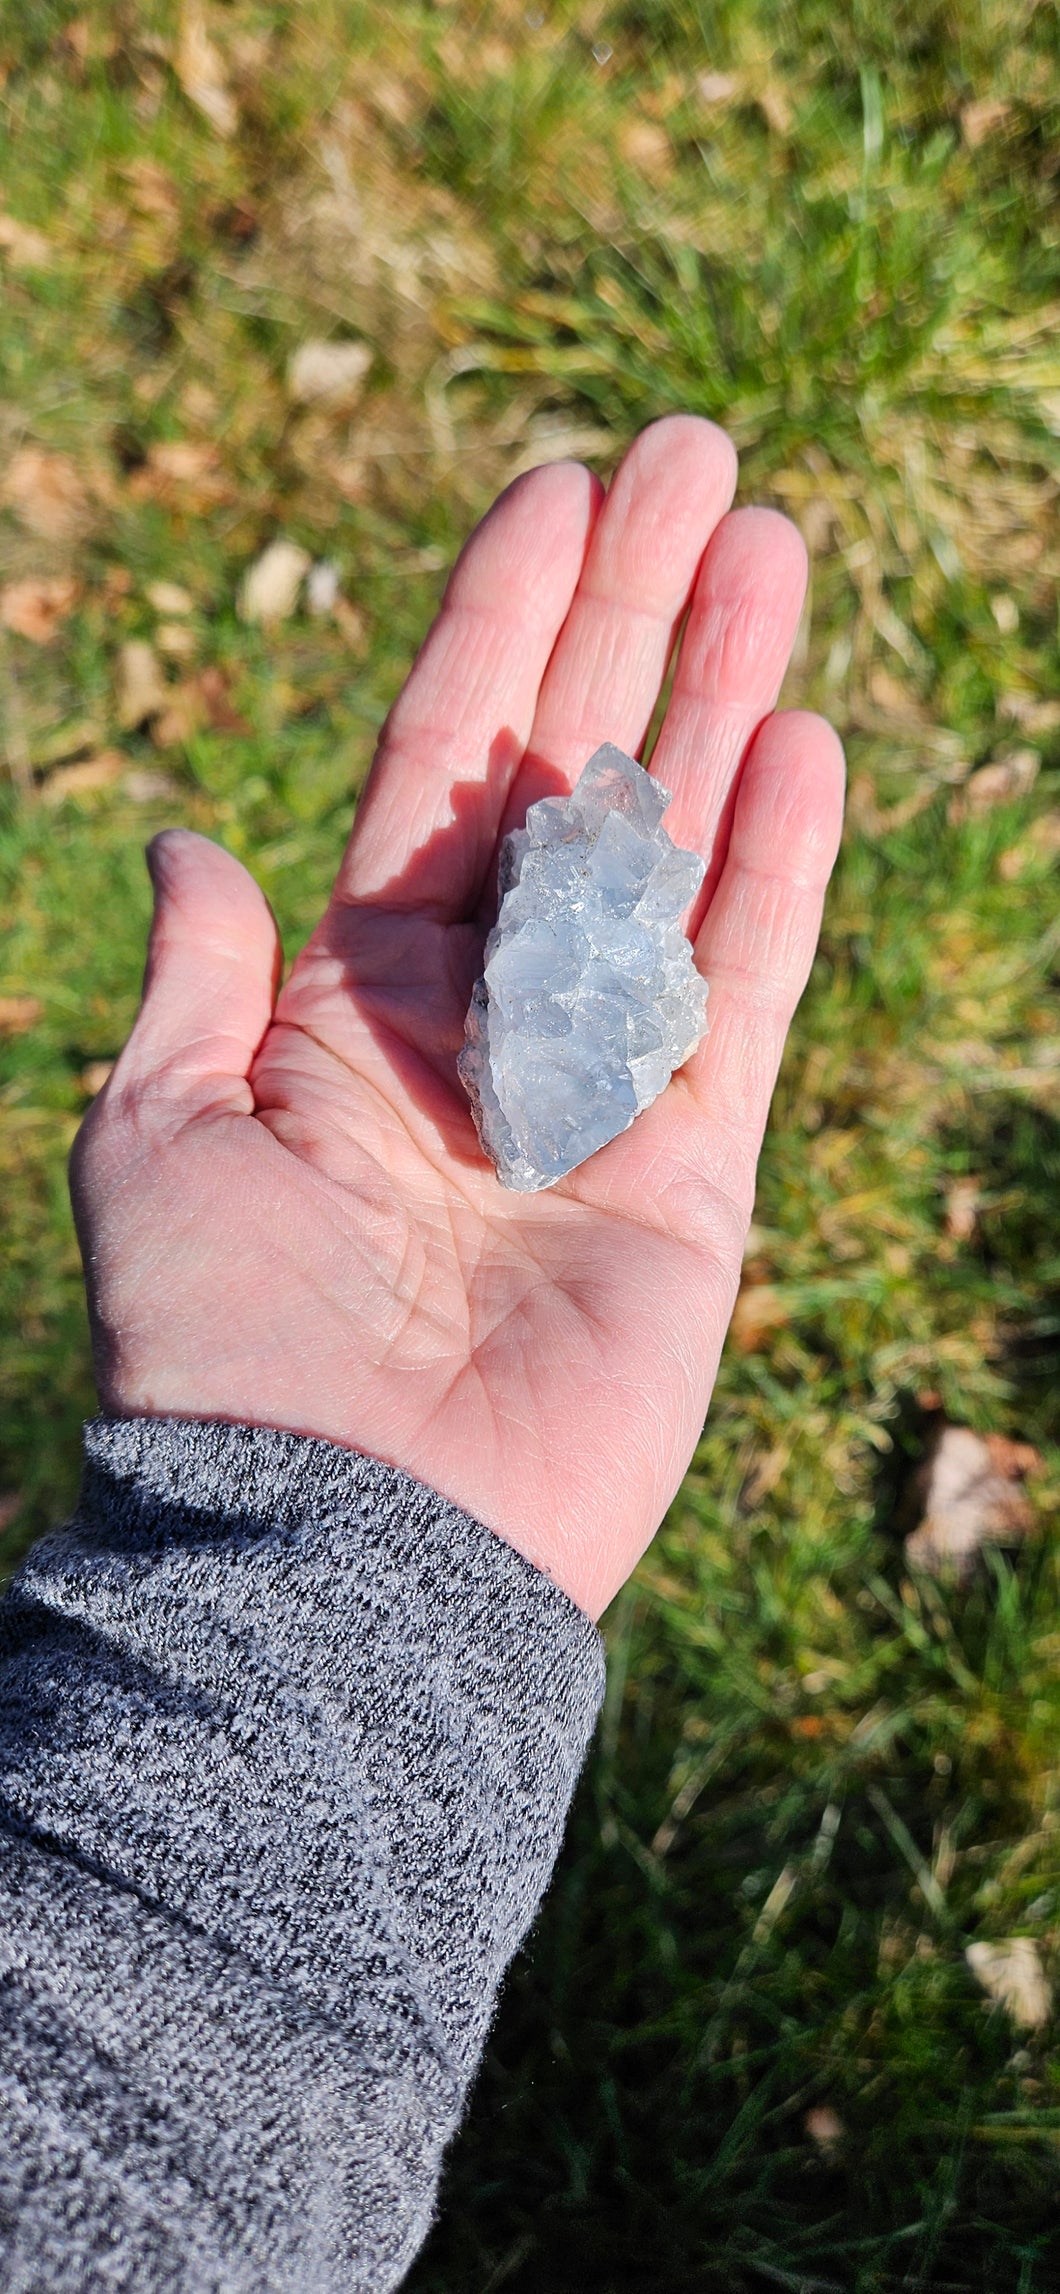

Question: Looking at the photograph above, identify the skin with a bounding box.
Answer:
[71,416,845,1620]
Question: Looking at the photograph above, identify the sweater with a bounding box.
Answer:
[0,1415,606,2291]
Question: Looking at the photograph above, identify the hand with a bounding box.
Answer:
[71,418,844,1619]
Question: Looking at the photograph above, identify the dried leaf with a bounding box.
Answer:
[619,118,673,175]
[2,446,91,540]
[123,768,179,801]
[287,338,373,408]
[990,593,1019,635]
[0,212,52,269]
[804,2106,845,2154]
[696,70,739,105]
[949,750,1039,822]
[101,566,134,608]
[151,684,205,748]
[756,83,793,135]
[998,812,1060,880]
[40,751,126,805]
[868,665,930,725]
[80,1060,115,1096]
[966,1938,1050,2030]
[905,1423,1040,1578]
[155,621,197,660]
[0,576,79,642]
[0,1492,23,1535]
[175,3,238,137]
[145,580,195,615]
[332,595,367,652]
[0,996,42,1035]
[152,666,249,745]
[729,1280,790,1353]
[129,439,231,511]
[944,1176,980,1243]
[116,640,170,730]
[306,560,340,615]
[195,665,250,733]
[238,540,310,625]
[998,695,1060,734]
[123,159,181,222]
[960,98,1013,149]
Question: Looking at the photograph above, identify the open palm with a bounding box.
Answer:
[72,418,844,1618]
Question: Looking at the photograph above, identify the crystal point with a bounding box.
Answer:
[459,743,709,1191]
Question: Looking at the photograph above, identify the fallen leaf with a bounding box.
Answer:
[306,560,340,615]
[40,751,126,805]
[966,1938,1050,2030]
[961,97,1013,148]
[847,773,938,837]
[208,196,259,246]
[0,996,42,1035]
[998,812,1060,879]
[729,1280,790,1353]
[287,338,373,409]
[0,212,52,268]
[0,576,79,642]
[868,665,930,725]
[997,695,1060,734]
[949,750,1039,822]
[697,70,739,104]
[123,158,181,222]
[804,2106,845,2154]
[101,565,134,609]
[129,440,231,511]
[2,446,91,540]
[116,640,170,730]
[175,2,238,136]
[195,665,251,733]
[332,595,366,651]
[756,82,793,135]
[0,1492,23,1536]
[123,768,179,800]
[145,579,195,615]
[904,1423,1040,1577]
[619,118,673,174]
[80,1060,115,1096]
[238,539,310,625]
[152,666,250,745]
[150,684,205,748]
[944,1176,980,1243]
[155,621,197,659]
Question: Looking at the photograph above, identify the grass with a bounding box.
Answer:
[2,3,1060,2285]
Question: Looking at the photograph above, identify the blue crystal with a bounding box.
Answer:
[459,744,709,1191]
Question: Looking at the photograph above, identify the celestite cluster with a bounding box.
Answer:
[459,743,709,1192]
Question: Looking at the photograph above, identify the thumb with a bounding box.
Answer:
[114,829,281,1114]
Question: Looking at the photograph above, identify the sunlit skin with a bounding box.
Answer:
[71,417,845,1620]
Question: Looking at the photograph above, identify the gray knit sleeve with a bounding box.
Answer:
[0,1415,606,2293]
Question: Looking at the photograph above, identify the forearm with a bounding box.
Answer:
[0,1417,605,2292]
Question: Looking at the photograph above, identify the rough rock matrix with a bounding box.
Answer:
[459,743,709,1191]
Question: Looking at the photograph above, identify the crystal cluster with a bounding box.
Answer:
[459,743,709,1192]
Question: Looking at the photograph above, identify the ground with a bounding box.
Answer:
[1,4,1060,2287]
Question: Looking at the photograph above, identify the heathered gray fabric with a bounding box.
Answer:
[0,1415,606,2293]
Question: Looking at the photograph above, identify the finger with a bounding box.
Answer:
[650,507,809,933]
[106,831,281,1115]
[500,415,737,827]
[682,710,845,1216]
[334,459,602,918]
